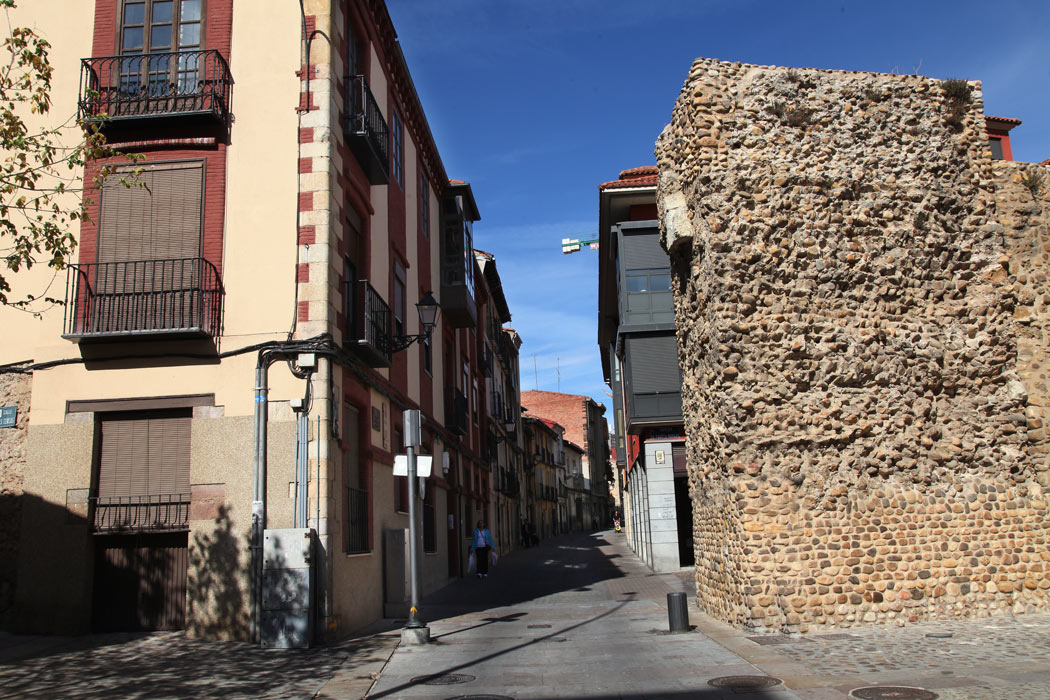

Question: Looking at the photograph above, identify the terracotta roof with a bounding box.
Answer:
[599,165,659,191]
[1042,159,1050,166]
[985,116,1022,125]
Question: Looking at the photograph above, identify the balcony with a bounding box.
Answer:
[91,493,190,533]
[63,257,223,341]
[79,50,232,126]
[344,75,390,185]
[345,280,392,368]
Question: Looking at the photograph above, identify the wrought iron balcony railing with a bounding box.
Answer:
[344,75,390,185]
[91,493,190,533]
[63,257,223,340]
[79,49,232,124]
[345,279,392,368]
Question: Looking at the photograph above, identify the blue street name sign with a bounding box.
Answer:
[0,405,16,428]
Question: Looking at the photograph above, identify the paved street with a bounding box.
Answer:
[2,530,1050,699]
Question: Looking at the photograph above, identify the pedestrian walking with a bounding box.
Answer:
[470,520,495,578]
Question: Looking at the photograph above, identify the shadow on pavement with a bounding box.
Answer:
[0,630,392,700]
[418,531,628,623]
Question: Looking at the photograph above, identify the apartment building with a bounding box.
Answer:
[475,251,524,555]
[521,416,561,541]
[520,390,611,530]
[0,0,498,643]
[596,166,691,572]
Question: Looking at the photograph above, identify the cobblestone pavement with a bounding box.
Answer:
[0,627,398,700]
[743,614,1050,700]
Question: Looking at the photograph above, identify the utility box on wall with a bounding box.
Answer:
[383,528,410,618]
[261,528,313,648]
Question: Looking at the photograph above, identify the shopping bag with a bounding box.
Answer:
[468,552,476,574]
[490,551,498,568]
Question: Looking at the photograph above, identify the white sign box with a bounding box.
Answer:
[393,455,432,477]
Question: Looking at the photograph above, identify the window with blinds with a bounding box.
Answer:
[91,161,205,333]
[98,161,204,264]
[94,409,192,532]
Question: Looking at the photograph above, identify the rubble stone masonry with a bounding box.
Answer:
[656,58,1050,631]
[0,371,30,626]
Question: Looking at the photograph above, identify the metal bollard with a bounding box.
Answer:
[667,592,690,633]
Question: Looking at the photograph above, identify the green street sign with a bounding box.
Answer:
[0,405,16,428]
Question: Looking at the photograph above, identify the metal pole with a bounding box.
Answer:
[406,440,422,628]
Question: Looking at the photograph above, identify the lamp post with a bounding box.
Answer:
[393,293,440,646]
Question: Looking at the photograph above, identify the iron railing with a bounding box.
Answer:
[79,49,232,124]
[63,257,223,339]
[91,493,190,533]
[344,75,390,184]
[345,280,392,367]
[346,486,369,554]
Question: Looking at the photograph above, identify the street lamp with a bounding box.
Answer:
[392,292,441,353]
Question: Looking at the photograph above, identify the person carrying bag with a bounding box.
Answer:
[469,520,495,578]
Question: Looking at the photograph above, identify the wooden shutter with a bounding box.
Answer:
[97,410,192,529]
[97,162,204,264]
[99,417,151,498]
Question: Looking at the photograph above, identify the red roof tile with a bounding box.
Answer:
[599,165,659,191]
[985,115,1022,125]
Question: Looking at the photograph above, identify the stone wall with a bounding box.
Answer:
[656,58,1050,631]
[0,371,31,627]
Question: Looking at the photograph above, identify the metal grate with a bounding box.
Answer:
[747,635,815,645]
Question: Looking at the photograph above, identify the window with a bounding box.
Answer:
[94,161,205,333]
[394,424,407,513]
[419,172,430,239]
[625,270,671,292]
[393,259,406,340]
[95,409,191,531]
[472,377,479,425]
[120,0,202,96]
[988,137,1004,160]
[391,110,404,188]
[422,478,436,553]
[343,256,357,344]
[343,403,369,553]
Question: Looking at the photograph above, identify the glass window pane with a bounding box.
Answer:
[152,0,173,23]
[179,22,201,48]
[988,138,1004,160]
[650,273,671,291]
[124,2,146,25]
[626,275,648,292]
[122,26,144,51]
[180,0,201,21]
[150,24,172,50]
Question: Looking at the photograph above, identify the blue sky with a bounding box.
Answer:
[386,0,1050,415]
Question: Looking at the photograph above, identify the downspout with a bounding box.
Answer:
[250,357,270,643]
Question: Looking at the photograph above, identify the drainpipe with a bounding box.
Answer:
[250,360,269,643]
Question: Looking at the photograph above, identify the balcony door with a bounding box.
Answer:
[93,161,204,333]
[119,0,203,100]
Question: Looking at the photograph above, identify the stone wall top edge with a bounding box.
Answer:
[685,56,982,86]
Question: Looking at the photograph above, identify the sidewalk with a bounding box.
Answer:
[363,530,800,699]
